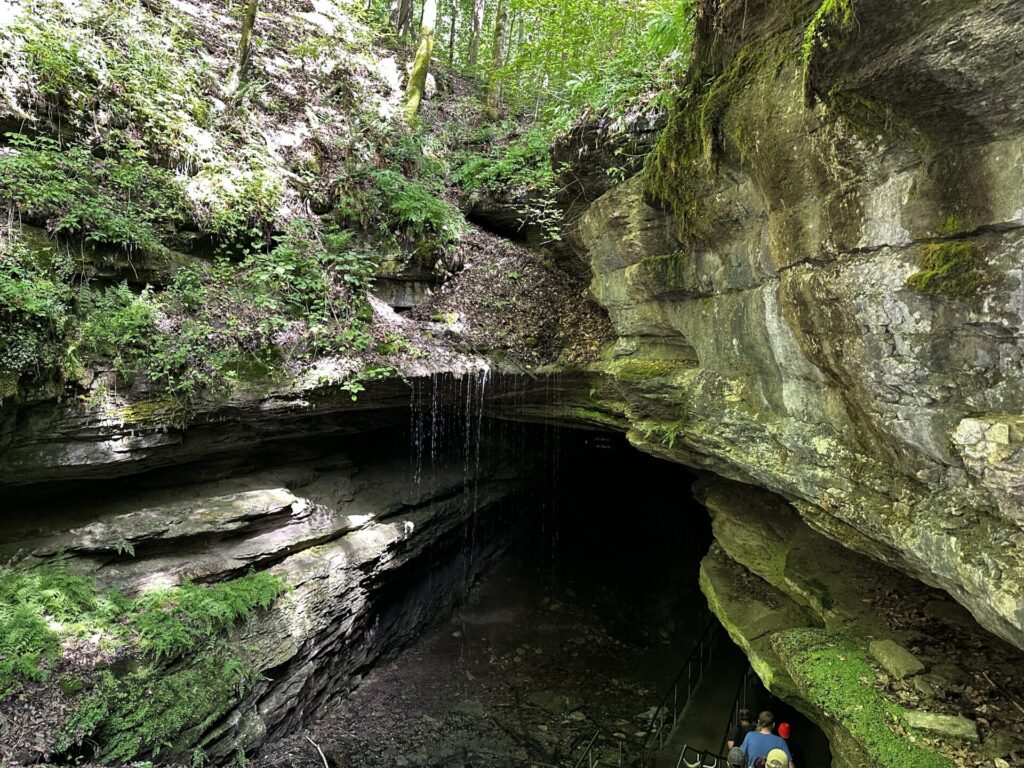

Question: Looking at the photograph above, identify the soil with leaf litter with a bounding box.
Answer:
[413,227,612,368]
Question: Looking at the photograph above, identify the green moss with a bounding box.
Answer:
[571,407,624,428]
[939,214,969,236]
[643,37,793,243]
[606,358,678,382]
[802,0,855,70]
[906,241,986,299]
[774,629,953,768]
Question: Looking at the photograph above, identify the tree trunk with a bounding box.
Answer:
[484,0,507,116]
[404,0,437,122]
[228,0,259,94]
[447,0,457,68]
[467,0,484,68]
[394,0,414,37]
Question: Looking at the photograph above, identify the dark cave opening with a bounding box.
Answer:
[0,376,832,767]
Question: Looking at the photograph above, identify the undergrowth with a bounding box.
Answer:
[452,127,564,241]
[0,0,448,404]
[0,133,187,253]
[0,563,285,759]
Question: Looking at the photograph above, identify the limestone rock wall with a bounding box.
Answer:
[574,0,1024,652]
[0,438,537,762]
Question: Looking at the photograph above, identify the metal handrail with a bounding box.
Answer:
[717,665,754,756]
[571,728,624,768]
[638,616,720,764]
[663,663,754,768]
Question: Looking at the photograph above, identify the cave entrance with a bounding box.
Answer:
[0,374,831,768]
[254,415,830,768]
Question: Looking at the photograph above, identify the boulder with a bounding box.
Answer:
[905,711,980,743]
[869,639,926,680]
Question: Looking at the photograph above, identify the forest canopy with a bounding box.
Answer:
[372,0,694,129]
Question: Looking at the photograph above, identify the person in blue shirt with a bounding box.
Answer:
[739,711,794,768]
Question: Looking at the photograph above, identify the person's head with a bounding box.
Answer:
[758,710,775,731]
[727,748,746,768]
[777,722,791,740]
[766,748,788,768]
[738,708,754,725]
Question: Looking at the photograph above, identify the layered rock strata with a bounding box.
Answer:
[0,438,536,761]
[571,0,1024,654]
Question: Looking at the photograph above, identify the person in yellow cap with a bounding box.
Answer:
[766,748,790,768]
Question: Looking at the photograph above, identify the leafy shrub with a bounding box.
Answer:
[372,170,461,243]
[0,237,74,394]
[452,128,553,193]
[452,128,563,240]
[75,283,160,381]
[191,164,283,254]
[0,133,186,252]
[243,221,374,322]
[336,168,462,254]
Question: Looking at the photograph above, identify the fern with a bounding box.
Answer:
[130,572,285,660]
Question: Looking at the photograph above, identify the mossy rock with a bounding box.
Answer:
[774,629,954,768]
[605,358,681,383]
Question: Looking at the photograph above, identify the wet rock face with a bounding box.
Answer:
[574,0,1024,651]
[0,438,540,761]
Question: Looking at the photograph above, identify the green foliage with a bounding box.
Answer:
[243,221,375,322]
[906,241,987,300]
[75,284,160,381]
[0,237,74,394]
[372,170,462,247]
[452,127,564,240]
[13,0,213,159]
[499,0,694,129]
[193,165,284,254]
[61,645,256,761]
[452,128,553,192]
[0,564,283,702]
[0,565,104,696]
[130,573,285,660]
[0,133,186,252]
[337,365,399,401]
[642,421,684,449]
[774,629,953,768]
